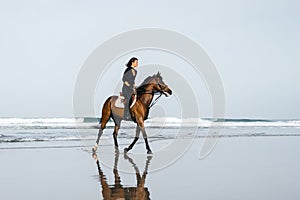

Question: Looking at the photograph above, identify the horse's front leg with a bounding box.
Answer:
[124,125,140,153]
[128,120,152,154]
[140,124,152,154]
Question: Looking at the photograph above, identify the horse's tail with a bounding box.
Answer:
[99,96,112,130]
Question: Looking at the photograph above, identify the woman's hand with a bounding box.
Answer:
[132,87,137,95]
[124,81,130,87]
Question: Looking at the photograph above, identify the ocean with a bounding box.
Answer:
[0,117,300,145]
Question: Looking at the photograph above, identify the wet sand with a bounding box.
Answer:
[1,137,300,199]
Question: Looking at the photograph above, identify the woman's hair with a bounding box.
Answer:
[126,57,138,67]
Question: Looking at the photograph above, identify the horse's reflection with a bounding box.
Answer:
[93,152,152,200]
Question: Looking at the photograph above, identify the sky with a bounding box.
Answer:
[0,0,299,119]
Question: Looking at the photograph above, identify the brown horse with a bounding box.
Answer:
[92,72,172,154]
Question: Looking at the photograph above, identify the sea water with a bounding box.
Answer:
[0,117,299,147]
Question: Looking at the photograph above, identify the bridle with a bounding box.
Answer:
[136,81,167,108]
[148,82,165,109]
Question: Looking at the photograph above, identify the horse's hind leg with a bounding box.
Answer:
[113,125,120,148]
[112,118,121,149]
[92,119,109,152]
[92,98,112,152]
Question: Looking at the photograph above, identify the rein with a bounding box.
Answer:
[136,89,163,109]
[149,93,162,108]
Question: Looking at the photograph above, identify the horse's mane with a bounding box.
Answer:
[137,76,153,91]
[136,72,162,94]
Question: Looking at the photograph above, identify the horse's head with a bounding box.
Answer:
[152,72,172,97]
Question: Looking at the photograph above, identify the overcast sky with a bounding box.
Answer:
[0,0,299,119]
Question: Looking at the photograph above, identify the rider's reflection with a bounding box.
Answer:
[93,152,152,200]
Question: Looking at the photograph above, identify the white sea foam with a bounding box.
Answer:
[0,117,300,144]
[0,117,300,130]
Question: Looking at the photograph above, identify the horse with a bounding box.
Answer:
[92,72,172,154]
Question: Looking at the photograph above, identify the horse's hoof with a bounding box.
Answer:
[123,153,129,160]
[92,144,98,152]
[124,147,129,153]
[147,150,153,154]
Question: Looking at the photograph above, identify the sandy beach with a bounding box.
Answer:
[1,136,300,200]
[2,0,299,199]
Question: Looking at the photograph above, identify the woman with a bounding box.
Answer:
[122,57,138,120]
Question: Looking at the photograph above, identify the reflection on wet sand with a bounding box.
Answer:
[93,152,152,200]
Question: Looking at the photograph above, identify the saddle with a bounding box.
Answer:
[115,92,137,108]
